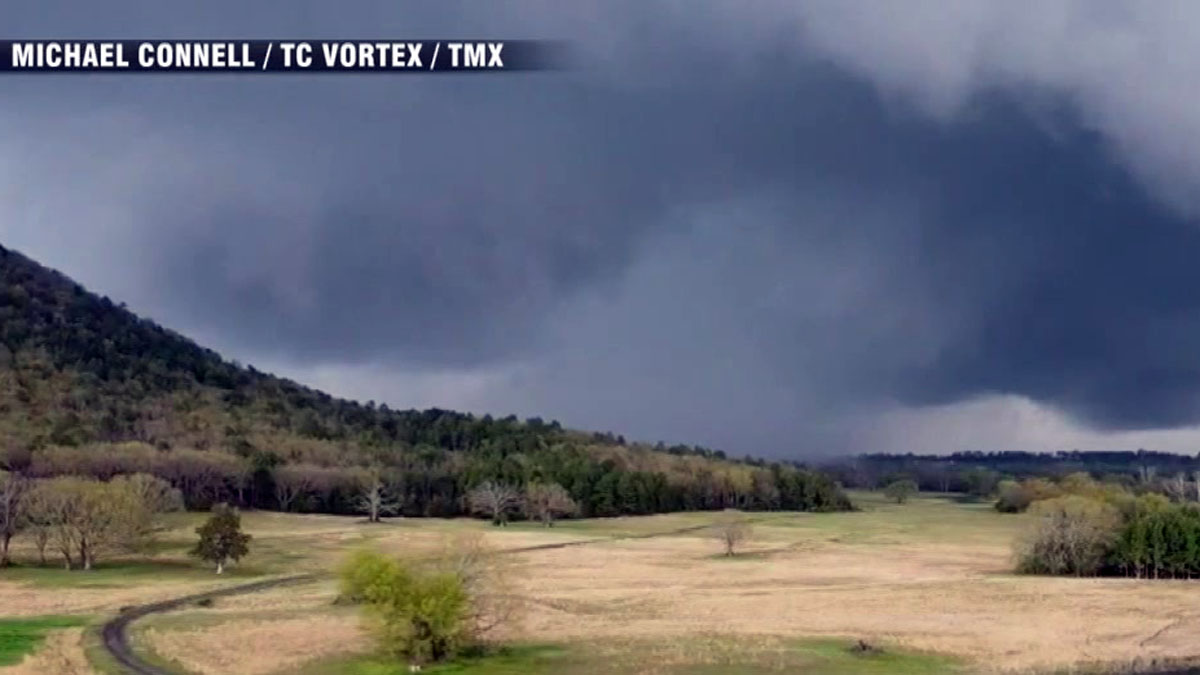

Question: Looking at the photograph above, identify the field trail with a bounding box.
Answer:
[10,497,1200,673]
[138,501,1200,672]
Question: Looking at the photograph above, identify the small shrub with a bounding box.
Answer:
[710,512,752,556]
[849,639,882,655]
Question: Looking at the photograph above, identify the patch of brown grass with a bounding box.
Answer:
[502,523,1200,672]
[0,580,229,617]
[139,615,368,675]
[17,500,1200,673]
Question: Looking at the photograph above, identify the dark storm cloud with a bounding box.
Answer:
[6,1,1200,451]
[859,98,1200,430]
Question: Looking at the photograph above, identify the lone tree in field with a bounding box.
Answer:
[523,482,577,527]
[357,467,402,523]
[884,479,919,504]
[340,536,518,666]
[191,503,251,574]
[711,512,753,557]
[467,481,522,526]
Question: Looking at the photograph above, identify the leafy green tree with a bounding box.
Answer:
[340,549,470,665]
[884,479,919,504]
[191,503,251,574]
[1113,513,1149,578]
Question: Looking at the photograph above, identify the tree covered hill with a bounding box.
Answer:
[0,244,849,517]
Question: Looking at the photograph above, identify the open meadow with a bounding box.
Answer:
[3,492,1200,674]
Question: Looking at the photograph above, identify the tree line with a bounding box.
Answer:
[0,470,181,569]
[1,441,851,523]
[826,449,1200,498]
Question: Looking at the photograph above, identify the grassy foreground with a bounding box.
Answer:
[8,494,1200,672]
[308,638,959,674]
[0,616,90,666]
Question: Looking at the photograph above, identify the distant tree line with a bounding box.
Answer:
[825,449,1200,500]
[2,441,851,521]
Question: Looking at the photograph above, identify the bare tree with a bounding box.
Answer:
[26,478,83,569]
[467,481,522,526]
[523,482,577,527]
[357,466,403,523]
[1139,464,1158,485]
[434,532,522,639]
[711,511,753,557]
[1193,470,1200,502]
[0,471,27,566]
[1164,473,1191,502]
[274,464,318,512]
[1015,496,1119,576]
[20,483,55,565]
[108,474,183,551]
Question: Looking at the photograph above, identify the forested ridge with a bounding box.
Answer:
[0,244,850,517]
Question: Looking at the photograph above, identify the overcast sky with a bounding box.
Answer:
[6,1,1200,457]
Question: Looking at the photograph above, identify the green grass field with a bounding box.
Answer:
[0,559,268,589]
[0,615,90,666]
[773,491,1016,545]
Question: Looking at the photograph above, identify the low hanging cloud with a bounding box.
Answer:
[5,1,1200,455]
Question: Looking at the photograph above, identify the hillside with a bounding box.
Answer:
[0,243,849,517]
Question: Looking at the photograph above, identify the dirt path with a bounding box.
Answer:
[98,521,721,673]
[99,574,317,675]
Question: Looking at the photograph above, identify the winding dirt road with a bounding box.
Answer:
[97,521,719,673]
[100,574,317,675]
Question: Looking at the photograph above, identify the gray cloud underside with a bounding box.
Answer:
[5,1,1200,454]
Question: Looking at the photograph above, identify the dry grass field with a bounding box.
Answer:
[4,493,1200,673]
